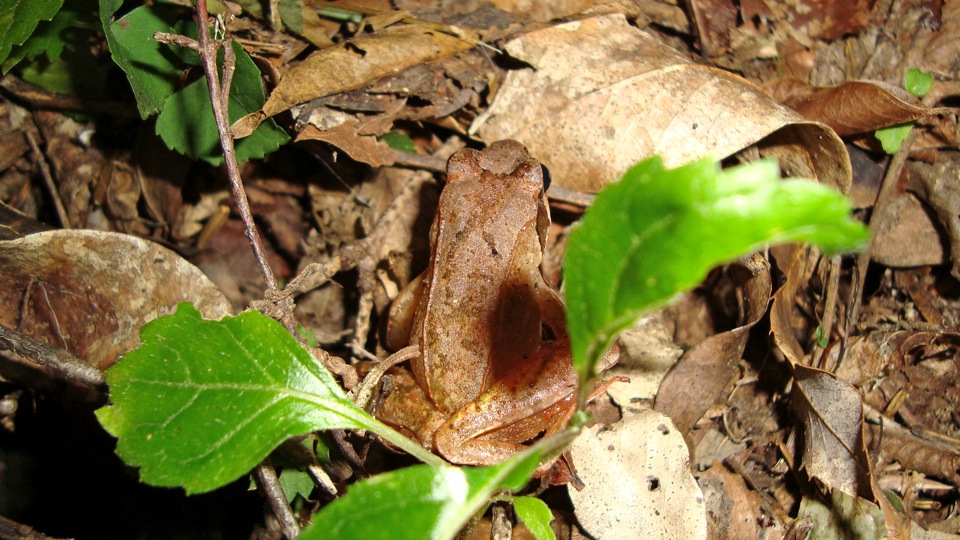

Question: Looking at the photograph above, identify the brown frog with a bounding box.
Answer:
[375,140,590,472]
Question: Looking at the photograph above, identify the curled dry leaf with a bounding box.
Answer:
[766,78,956,137]
[232,25,476,138]
[0,230,232,371]
[472,14,849,193]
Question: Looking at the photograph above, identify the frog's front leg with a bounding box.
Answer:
[433,341,577,465]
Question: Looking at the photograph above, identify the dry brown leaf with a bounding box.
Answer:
[472,14,849,193]
[769,244,818,366]
[792,364,875,501]
[686,0,738,56]
[654,262,772,437]
[297,123,396,167]
[232,24,476,138]
[907,156,960,280]
[871,192,946,269]
[766,78,956,137]
[699,463,766,540]
[0,230,232,371]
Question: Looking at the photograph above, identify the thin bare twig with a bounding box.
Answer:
[25,132,70,228]
[253,458,301,538]
[191,1,300,535]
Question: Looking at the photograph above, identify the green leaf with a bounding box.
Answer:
[380,131,416,152]
[100,2,185,119]
[155,39,289,165]
[96,303,442,494]
[563,157,869,391]
[299,430,576,540]
[875,123,913,154]
[904,67,933,97]
[279,468,315,503]
[513,496,555,540]
[0,0,64,66]
[1,0,77,73]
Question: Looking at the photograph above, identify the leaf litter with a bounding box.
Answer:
[2,0,960,538]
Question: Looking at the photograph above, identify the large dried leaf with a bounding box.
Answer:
[232,25,475,138]
[0,230,232,370]
[767,78,956,137]
[471,14,849,193]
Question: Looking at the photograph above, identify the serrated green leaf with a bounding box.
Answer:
[100,2,185,118]
[0,0,64,66]
[904,67,933,98]
[875,123,913,154]
[155,39,289,165]
[300,430,575,540]
[564,157,869,390]
[1,0,76,73]
[96,303,441,494]
[513,496,555,540]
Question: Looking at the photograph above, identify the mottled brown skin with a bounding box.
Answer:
[377,140,579,467]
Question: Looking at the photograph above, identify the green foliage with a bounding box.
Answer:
[299,431,575,540]
[100,1,288,162]
[100,1,183,118]
[380,131,416,152]
[513,496,555,540]
[563,156,869,391]
[96,303,442,495]
[278,468,315,503]
[875,123,913,154]
[0,0,64,67]
[2,0,74,73]
[155,39,289,165]
[874,68,932,154]
[904,67,933,97]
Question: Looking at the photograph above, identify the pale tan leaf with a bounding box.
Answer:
[569,409,707,539]
[471,14,849,193]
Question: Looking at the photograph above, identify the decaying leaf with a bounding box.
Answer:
[472,14,849,193]
[569,408,707,539]
[907,156,960,280]
[0,230,232,370]
[792,365,874,500]
[766,78,956,137]
[232,24,477,138]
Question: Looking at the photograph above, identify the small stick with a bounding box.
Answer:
[253,458,301,538]
[25,132,70,228]
[192,1,300,533]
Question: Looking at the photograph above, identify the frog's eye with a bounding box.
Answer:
[541,164,552,192]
